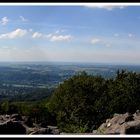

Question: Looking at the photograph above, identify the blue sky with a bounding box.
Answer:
[0,5,140,64]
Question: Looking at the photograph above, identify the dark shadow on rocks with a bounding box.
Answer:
[125,126,140,134]
[0,120,26,134]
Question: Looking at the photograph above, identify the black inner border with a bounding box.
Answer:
[0,0,139,3]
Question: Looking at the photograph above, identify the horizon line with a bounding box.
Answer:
[0,61,139,66]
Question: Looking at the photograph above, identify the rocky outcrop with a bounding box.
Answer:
[93,110,140,134]
[0,114,60,135]
[2,111,140,135]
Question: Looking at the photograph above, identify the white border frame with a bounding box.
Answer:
[0,3,139,6]
[0,2,139,138]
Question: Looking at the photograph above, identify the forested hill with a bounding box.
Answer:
[0,70,140,134]
[0,63,140,101]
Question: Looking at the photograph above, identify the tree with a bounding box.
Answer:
[47,72,106,132]
[1,100,9,114]
[46,70,140,133]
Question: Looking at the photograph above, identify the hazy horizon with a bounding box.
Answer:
[0,60,139,66]
[0,5,140,64]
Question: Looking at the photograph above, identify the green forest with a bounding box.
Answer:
[0,70,140,133]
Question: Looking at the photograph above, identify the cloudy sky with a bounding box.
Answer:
[0,5,140,64]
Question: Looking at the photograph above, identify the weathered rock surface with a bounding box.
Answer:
[93,110,140,134]
[0,114,60,135]
[2,111,140,135]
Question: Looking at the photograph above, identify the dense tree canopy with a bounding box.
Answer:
[46,70,140,133]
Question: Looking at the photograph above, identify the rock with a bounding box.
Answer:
[40,122,48,128]
[106,119,110,123]
[98,123,106,130]
[0,116,4,122]
[0,120,26,134]
[125,114,134,122]
[92,130,97,134]
[136,110,140,115]
[30,128,50,134]
[5,114,10,119]
[94,111,140,135]
[11,114,22,121]
[113,113,119,117]
[133,110,140,121]
[24,116,34,127]
[0,115,9,122]
[125,120,140,134]
[107,123,111,127]
[60,132,68,135]
[2,111,140,135]
[47,126,60,134]
[0,114,59,134]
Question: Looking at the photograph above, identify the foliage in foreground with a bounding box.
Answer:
[46,70,140,132]
[0,70,140,133]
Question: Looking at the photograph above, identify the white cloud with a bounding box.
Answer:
[19,16,28,22]
[0,17,9,25]
[50,35,72,42]
[85,5,125,11]
[91,38,111,48]
[32,32,43,39]
[0,28,27,39]
[1,46,9,49]
[91,38,101,44]
[32,32,52,39]
[46,34,52,38]
[32,31,72,42]
[55,30,65,34]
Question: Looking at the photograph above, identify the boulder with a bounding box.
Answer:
[24,116,34,127]
[94,111,140,135]
[30,128,51,134]
[47,126,60,134]
[0,114,60,135]
[0,120,26,134]
[125,120,140,134]
[11,114,23,121]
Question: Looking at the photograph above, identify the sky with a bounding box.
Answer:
[0,5,140,64]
